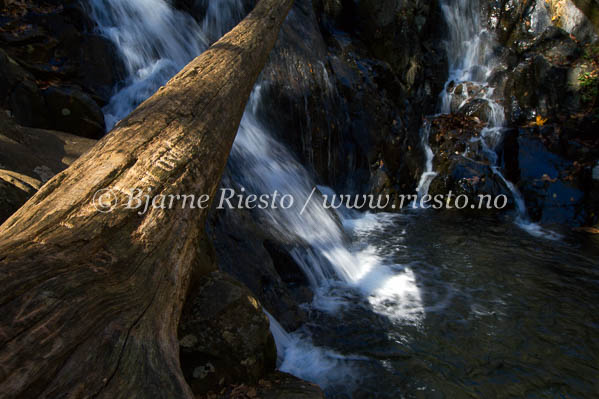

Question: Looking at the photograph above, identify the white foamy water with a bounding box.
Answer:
[86,0,247,129]
[88,0,425,389]
[266,311,361,390]
[231,86,426,324]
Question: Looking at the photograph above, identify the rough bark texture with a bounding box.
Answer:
[0,0,294,397]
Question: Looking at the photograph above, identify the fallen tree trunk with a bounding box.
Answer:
[0,0,294,397]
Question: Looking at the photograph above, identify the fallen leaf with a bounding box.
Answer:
[536,115,548,126]
[573,227,599,234]
[541,173,557,183]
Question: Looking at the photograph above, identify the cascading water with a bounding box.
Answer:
[414,120,436,199]
[83,1,599,397]
[229,85,424,321]
[86,0,210,128]
[417,0,560,239]
[87,0,425,392]
[225,68,429,393]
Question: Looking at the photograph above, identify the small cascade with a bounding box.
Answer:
[414,120,437,199]
[418,0,560,239]
[265,311,358,389]
[86,0,244,129]
[230,85,425,323]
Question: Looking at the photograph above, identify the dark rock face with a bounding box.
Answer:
[0,0,125,136]
[492,27,584,126]
[179,271,277,395]
[202,1,449,345]
[0,49,48,128]
[487,1,599,226]
[491,0,597,48]
[42,85,106,138]
[256,0,447,195]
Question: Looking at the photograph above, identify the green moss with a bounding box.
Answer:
[579,44,599,108]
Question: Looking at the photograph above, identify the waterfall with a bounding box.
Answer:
[87,0,423,390]
[415,120,436,199]
[86,0,243,129]
[417,0,560,239]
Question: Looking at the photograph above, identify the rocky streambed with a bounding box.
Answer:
[1,0,599,397]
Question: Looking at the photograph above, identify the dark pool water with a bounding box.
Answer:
[299,211,599,399]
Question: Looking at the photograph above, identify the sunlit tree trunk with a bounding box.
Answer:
[0,0,294,397]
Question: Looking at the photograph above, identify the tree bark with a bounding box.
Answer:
[0,0,294,397]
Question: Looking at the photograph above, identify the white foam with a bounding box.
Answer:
[266,312,359,390]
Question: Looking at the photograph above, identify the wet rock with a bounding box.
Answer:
[458,98,494,123]
[257,0,348,186]
[42,85,106,139]
[178,271,277,395]
[546,0,598,42]
[254,0,446,197]
[427,114,514,206]
[0,111,95,223]
[429,156,514,208]
[263,240,314,304]
[446,81,486,113]
[490,0,596,49]
[356,0,447,94]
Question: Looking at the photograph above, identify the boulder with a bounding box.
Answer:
[428,156,515,209]
[505,127,595,226]
[0,111,96,224]
[457,98,494,123]
[42,85,106,138]
[178,271,277,395]
[0,49,48,128]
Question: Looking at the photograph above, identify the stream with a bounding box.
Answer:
[86,0,599,397]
